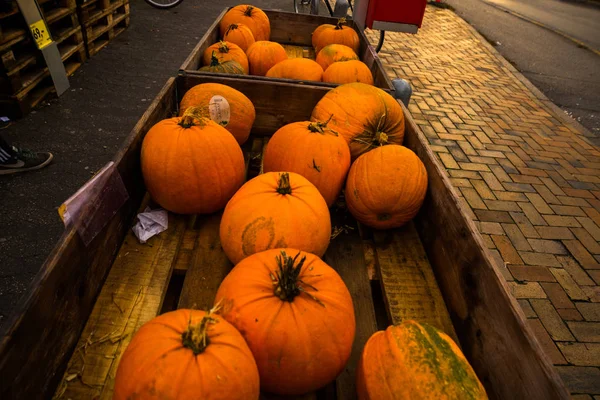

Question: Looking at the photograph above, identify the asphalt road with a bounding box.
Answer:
[445,0,600,143]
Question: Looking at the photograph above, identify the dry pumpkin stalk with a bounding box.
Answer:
[330,224,355,240]
[270,250,325,307]
[181,302,222,354]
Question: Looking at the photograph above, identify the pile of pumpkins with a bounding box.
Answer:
[112,11,488,400]
[199,4,375,85]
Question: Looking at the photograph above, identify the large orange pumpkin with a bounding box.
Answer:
[323,60,374,85]
[356,321,488,400]
[203,41,249,74]
[113,307,260,400]
[179,83,256,145]
[199,52,246,75]
[312,18,360,54]
[316,43,359,71]
[215,248,355,395]
[265,58,323,82]
[219,172,331,264]
[223,23,255,52]
[141,110,245,214]
[262,119,350,206]
[219,5,270,41]
[246,41,288,76]
[311,82,405,160]
[345,145,427,229]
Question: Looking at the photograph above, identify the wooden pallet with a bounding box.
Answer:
[80,1,129,57]
[77,0,128,24]
[51,132,459,399]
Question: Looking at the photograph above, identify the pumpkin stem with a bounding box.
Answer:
[307,115,338,136]
[218,41,229,53]
[335,18,347,29]
[276,172,292,195]
[208,50,221,66]
[226,23,238,35]
[244,5,254,16]
[179,106,210,128]
[181,303,222,355]
[376,132,389,145]
[271,250,325,306]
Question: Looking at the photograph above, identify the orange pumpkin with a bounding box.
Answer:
[345,145,427,229]
[219,4,270,41]
[215,248,355,395]
[265,58,323,82]
[323,60,374,85]
[203,41,249,74]
[357,321,487,400]
[262,118,350,206]
[141,110,245,214]
[311,82,405,160]
[312,18,360,54]
[179,83,256,145]
[114,307,260,400]
[219,172,331,264]
[246,41,288,76]
[316,43,359,71]
[223,23,255,52]
[199,52,246,75]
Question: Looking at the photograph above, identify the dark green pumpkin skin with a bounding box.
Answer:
[199,59,246,75]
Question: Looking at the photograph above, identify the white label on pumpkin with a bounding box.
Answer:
[208,95,231,127]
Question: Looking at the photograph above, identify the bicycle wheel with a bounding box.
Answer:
[145,0,183,10]
[294,0,313,14]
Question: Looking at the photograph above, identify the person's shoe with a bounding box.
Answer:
[0,147,53,175]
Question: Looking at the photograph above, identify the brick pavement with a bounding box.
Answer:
[367,5,600,397]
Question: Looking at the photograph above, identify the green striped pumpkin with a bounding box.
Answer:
[199,51,246,75]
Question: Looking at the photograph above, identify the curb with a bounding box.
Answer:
[436,6,598,142]
[480,0,600,57]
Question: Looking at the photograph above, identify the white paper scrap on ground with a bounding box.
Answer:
[132,206,168,243]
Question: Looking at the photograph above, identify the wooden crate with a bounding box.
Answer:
[78,0,129,58]
[0,74,569,400]
[179,8,393,93]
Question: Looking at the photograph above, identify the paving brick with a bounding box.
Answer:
[530,299,575,341]
[480,222,505,235]
[460,187,487,210]
[567,321,600,342]
[563,240,600,270]
[527,318,567,365]
[494,191,529,202]
[459,162,490,172]
[450,178,473,188]
[523,193,554,215]
[502,223,533,251]
[472,179,496,200]
[481,234,495,249]
[577,216,600,241]
[475,210,514,223]
[563,187,596,199]
[492,235,524,264]
[558,308,584,321]
[519,202,549,226]
[508,281,547,299]
[556,366,600,394]
[584,208,600,228]
[577,303,600,321]
[544,215,582,228]
[448,169,482,180]
[489,165,512,183]
[448,145,470,162]
[558,256,596,286]
[583,287,600,302]
[509,265,556,282]
[518,299,536,318]
[549,205,587,217]
[509,211,541,238]
[558,196,591,207]
[519,252,561,267]
[537,227,575,240]
[558,342,600,367]
[439,152,460,169]
[571,228,600,255]
[540,177,567,196]
[551,268,591,301]
[541,282,574,309]
[571,395,593,400]
[527,239,568,255]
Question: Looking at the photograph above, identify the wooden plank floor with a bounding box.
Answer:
[53,136,457,399]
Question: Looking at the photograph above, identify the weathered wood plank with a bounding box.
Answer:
[372,223,458,343]
[402,101,570,399]
[0,78,178,400]
[324,214,378,400]
[54,211,187,399]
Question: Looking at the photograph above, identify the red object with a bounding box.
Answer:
[365,0,427,31]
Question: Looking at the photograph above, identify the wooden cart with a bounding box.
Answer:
[0,74,569,400]
[179,8,394,93]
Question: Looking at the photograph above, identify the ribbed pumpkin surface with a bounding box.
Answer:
[246,41,288,76]
[202,41,249,74]
[219,4,270,41]
[345,145,427,229]
[265,58,324,82]
[316,44,358,71]
[322,60,374,85]
[223,23,255,52]
[357,321,488,400]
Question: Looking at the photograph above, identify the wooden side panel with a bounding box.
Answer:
[178,7,224,71]
[178,74,330,135]
[372,224,458,343]
[0,79,177,400]
[402,103,570,399]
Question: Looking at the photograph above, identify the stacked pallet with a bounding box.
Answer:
[0,0,86,117]
[76,0,129,57]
